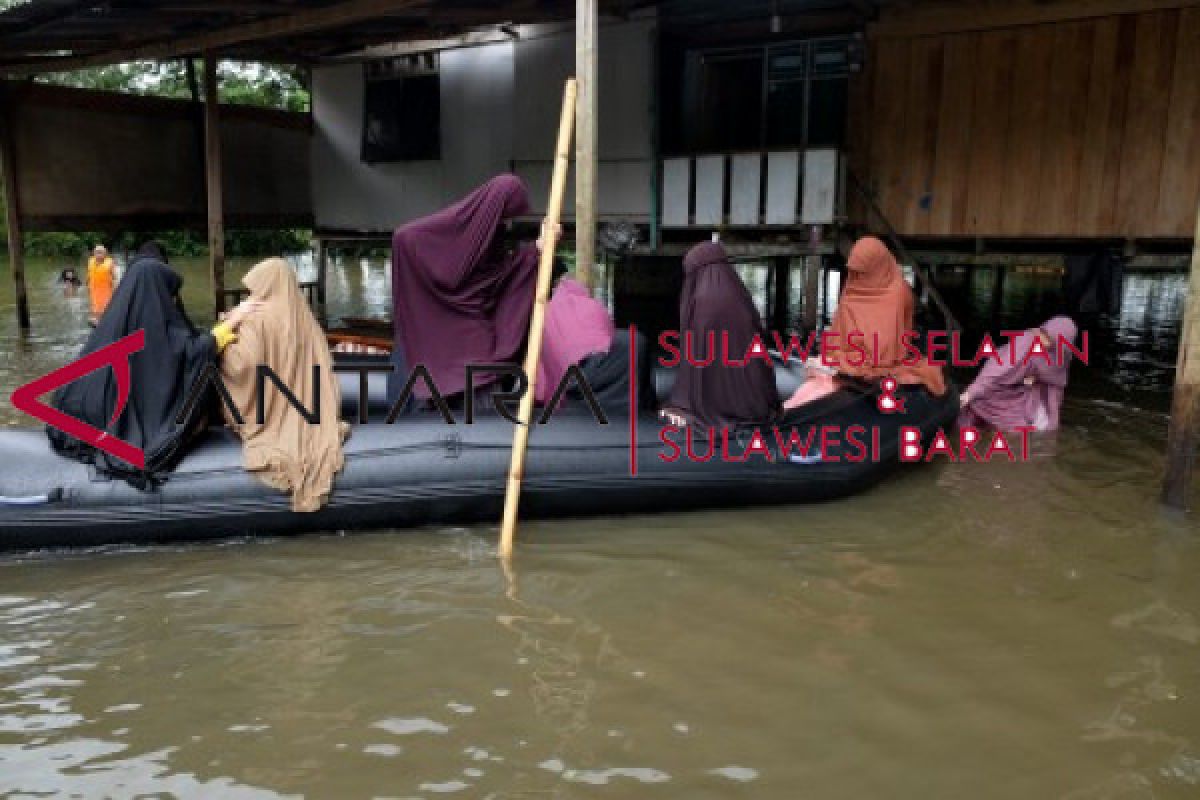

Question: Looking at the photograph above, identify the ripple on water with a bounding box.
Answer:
[363,743,403,757]
[372,717,450,735]
[419,779,472,793]
[538,758,672,785]
[709,766,760,783]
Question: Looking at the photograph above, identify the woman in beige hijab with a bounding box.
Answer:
[219,258,348,512]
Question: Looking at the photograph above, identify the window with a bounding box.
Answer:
[675,36,853,153]
[693,50,765,151]
[361,54,441,163]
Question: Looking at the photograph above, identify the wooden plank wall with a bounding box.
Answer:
[856,4,1200,239]
[3,81,312,231]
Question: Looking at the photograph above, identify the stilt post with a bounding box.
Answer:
[315,237,329,319]
[499,79,577,560]
[989,264,1006,326]
[575,0,597,289]
[1162,199,1200,509]
[203,53,227,315]
[803,255,821,331]
[771,256,791,333]
[0,85,30,331]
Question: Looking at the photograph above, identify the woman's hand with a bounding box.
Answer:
[659,408,688,427]
[537,221,562,254]
[959,390,970,408]
[223,300,263,331]
[1023,375,1036,386]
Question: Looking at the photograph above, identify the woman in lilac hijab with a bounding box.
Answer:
[389,174,544,405]
[959,316,1079,432]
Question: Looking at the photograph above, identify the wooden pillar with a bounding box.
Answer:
[203,54,226,315]
[803,255,821,331]
[0,87,30,331]
[770,256,791,333]
[575,0,597,288]
[185,58,200,102]
[315,237,328,319]
[989,264,1006,325]
[1162,201,1200,510]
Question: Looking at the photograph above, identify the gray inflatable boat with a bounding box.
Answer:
[0,361,958,551]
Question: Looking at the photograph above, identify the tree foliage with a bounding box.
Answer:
[33,59,310,112]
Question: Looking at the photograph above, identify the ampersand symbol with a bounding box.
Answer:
[877,377,906,414]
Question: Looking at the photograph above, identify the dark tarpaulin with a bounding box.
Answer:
[557,328,655,417]
[47,256,216,488]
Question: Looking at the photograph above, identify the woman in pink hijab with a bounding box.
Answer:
[536,259,649,414]
[959,316,1079,432]
[536,260,613,402]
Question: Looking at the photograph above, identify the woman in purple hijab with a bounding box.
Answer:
[389,174,540,405]
[661,241,780,428]
[959,316,1079,432]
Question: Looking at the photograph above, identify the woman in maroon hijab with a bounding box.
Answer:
[661,241,780,428]
[389,174,542,406]
[959,316,1078,432]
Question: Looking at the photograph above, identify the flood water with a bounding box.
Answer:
[1,253,1198,798]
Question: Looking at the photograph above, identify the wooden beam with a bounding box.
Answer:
[575,0,597,289]
[871,0,1200,39]
[0,86,30,331]
[203,54,226,316]
[1,0,429,76]
[332,28,514,60]
[1162,197,1200,509]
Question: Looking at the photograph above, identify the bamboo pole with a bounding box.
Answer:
[499,79,577,560]
[1161,196,1200,509]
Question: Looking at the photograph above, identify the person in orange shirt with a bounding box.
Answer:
[87,244,116,325]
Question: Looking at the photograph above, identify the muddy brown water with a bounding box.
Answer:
[1,254,1197,798]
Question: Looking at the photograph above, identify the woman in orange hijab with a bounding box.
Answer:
[87,244,116,325]
[784,236,945,409]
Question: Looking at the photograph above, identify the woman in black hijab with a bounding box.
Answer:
[47,243,256,488]
[661,241,780,428]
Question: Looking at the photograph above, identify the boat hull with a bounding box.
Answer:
[0,383,957,551]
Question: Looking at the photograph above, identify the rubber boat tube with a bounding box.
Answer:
[0,360,958,550]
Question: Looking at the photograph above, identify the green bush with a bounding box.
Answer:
[1,228,311,259]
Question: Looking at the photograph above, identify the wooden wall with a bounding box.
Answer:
[851,2,1200,240]
[2,82,312,231]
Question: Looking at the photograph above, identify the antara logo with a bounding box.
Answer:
[10,330,146,469]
